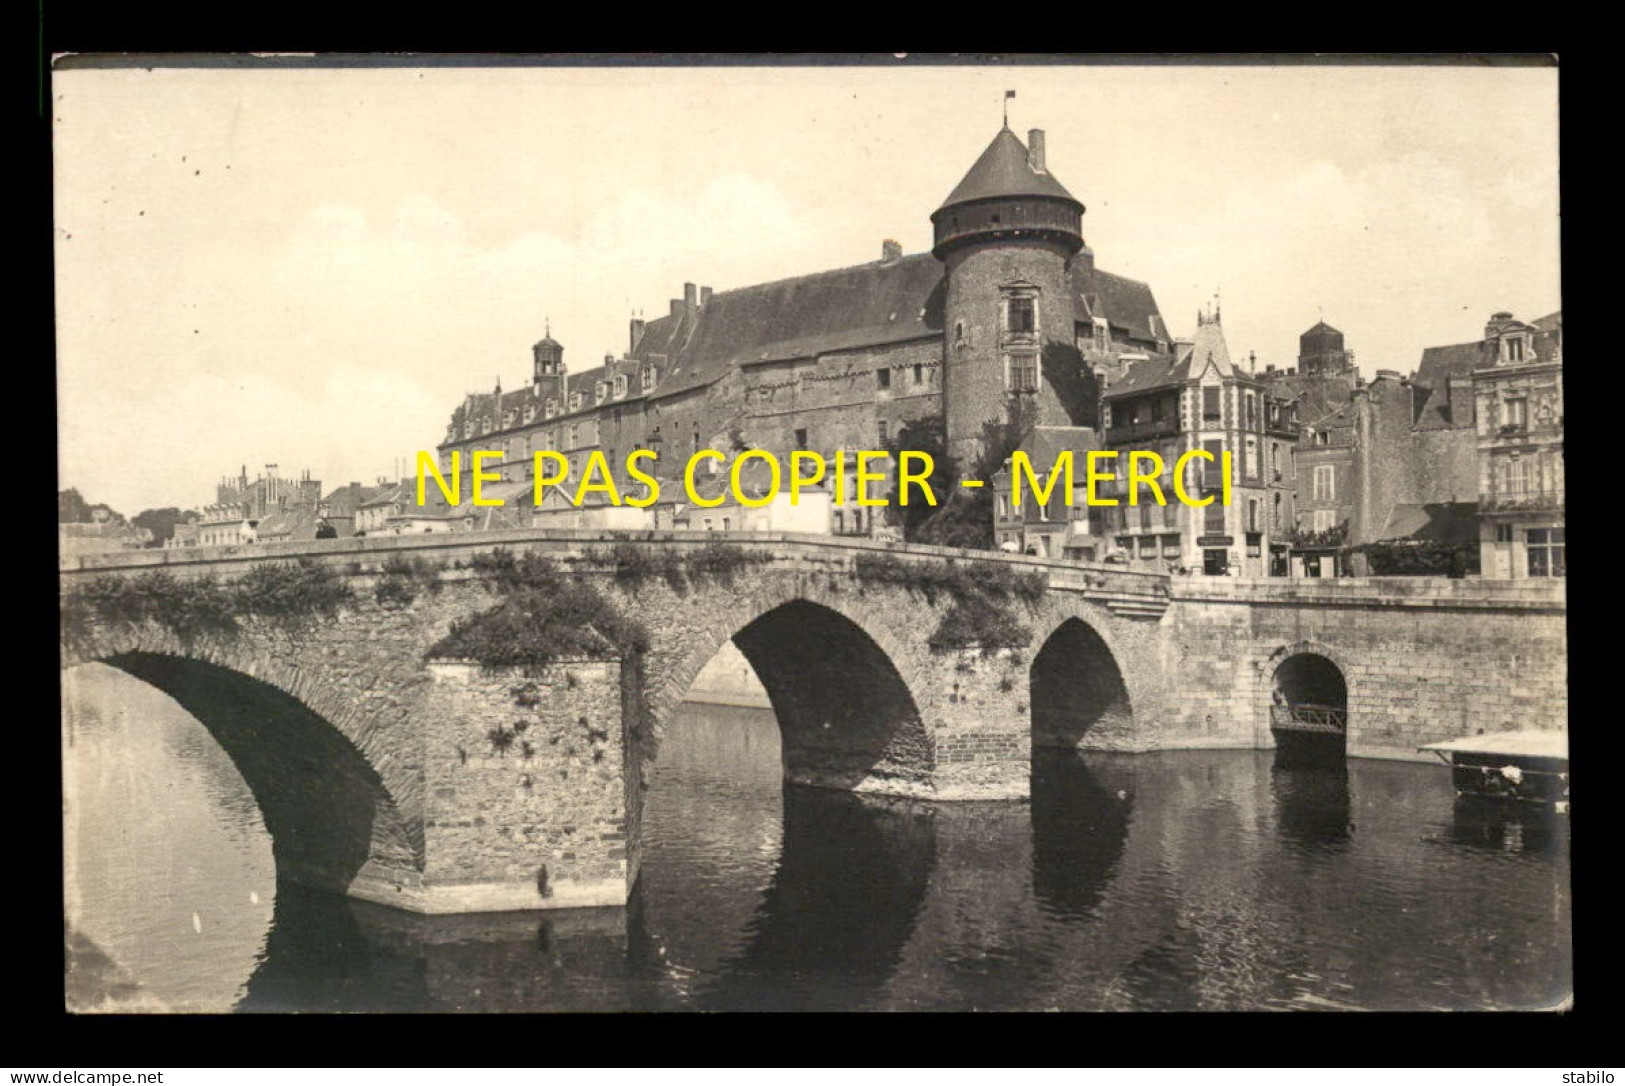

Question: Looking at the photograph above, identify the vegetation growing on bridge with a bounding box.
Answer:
[61,559,356,648]
[1347,540,1479,577]
[373,554,446,607]
[428,548,649,672]
[852,553,1044,652]
[587,541,771,594]
[881,401,1036,551]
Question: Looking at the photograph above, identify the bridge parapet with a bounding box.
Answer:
[59,527,1173,612]
[1169,574,1566,613]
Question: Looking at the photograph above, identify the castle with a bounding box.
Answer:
[435,124,1171,499]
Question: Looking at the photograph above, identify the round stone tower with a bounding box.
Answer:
[932,126,1086,465]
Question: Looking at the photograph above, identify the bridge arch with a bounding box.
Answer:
[647,580,934,795]
[1027,613,1136,751]
[1260,640,1351,762]
[62,628,423,901]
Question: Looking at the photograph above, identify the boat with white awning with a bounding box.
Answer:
[1419,730,1569,811]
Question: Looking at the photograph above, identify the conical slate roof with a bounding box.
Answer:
[937,127,1081,211]
[1187,315,1236,378]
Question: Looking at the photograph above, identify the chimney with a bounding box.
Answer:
[670,298,683,320]
[881,239,902,263]
[1447,375,1476,429]
[700,285,713,308]
[629,316,646,354]
[1027,129,1047,173]
[684,282,698,321]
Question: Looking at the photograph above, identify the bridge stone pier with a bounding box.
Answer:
[60,529,1565,915]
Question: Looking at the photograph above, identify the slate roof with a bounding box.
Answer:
[448,480,533,529]
[1106,317,1236,397]
[937,127,1081,210]
[256,505,322,541]
[1376,501,1480,545]
[623,255,1164,403]
[1411,341,1483,430]
[1021,425,1101,468]
[359,481,412,509]
[992,426,1101,487]
[321,482,385,517]
[1411,310,1562,429]
[630,253,948,398]
[1267,372,1359,430]
[1076,266,1164,345]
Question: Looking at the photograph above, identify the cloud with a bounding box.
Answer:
[61,174,816,511]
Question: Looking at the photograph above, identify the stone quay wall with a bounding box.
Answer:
[1157,576,1568,759]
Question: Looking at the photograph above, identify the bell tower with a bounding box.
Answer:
[533,322,564,385]
[933,125,1086,465]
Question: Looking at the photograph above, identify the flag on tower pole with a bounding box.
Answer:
[1004,89,1015,126]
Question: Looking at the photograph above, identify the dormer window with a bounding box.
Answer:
[523,403,535,424]
[1506,336,1526,363]
[545,397,558,419]
[570,391,584,412]
[641,364,657,392]
[614,374,627,398]
[595,382,608,404]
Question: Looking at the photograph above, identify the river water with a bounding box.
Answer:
[63,663,1570,1013]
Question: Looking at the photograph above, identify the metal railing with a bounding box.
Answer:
[1105,418,1183,443]
[1271,703,1348,734]
[1480,488,1564,513]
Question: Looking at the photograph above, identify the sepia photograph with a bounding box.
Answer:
[55,54,1566,1014]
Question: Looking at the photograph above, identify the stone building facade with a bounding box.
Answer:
[1473,311,1564,578]
[989,426,1102,559]
[1260,319,1488,577]
[1098,310,1299,577]
[434,125,1170,524]
[198,465,323,547]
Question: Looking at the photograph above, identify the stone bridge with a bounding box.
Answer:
[59,529,1566,915]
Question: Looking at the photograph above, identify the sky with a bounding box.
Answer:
[53,60,1561,514]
